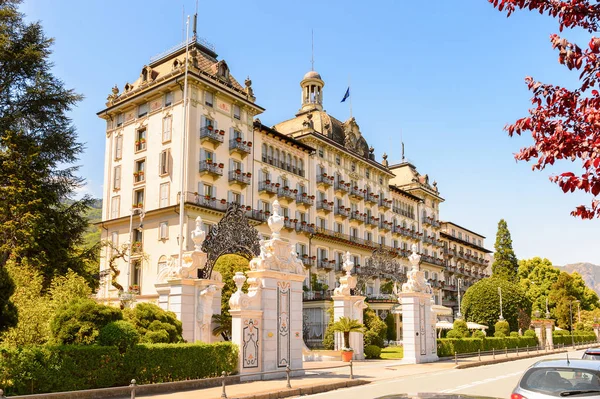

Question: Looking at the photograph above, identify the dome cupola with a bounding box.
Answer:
[299,70,324,113]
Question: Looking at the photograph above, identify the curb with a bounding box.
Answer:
[235,379,370,399]
[454,350,568,369]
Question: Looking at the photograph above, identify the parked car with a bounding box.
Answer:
[582,348,600,361]
[512,359,600,398]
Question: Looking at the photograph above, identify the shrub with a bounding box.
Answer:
[510,332,519,337]
[462,277,531,334]
[472,330,486,339]
[385,313,396,341]
[495,320,510,336]
[446,329,464,339]
[364,344,381,359]
[124,302,183,343]
[50,299,122,345]
[436,338,482,356]
[494,331,506,338]
[364,329,384,348]
[453,319,469,337]
[553,329,569,336]
[524,329,537,339]
[363,309,387,348]
[98,321,140,353]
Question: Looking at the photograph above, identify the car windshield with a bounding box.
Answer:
[582,353,600,361]
[521,368,600,396]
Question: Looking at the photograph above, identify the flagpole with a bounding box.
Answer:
[348,75,353,119]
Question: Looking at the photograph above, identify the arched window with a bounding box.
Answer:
[268,146,274,162]
[287,153,292,167]
[275,149,280,166]
[157,256,168,274]
[299,159,304,173]
[293,156,297,171]
[262,144,267,161]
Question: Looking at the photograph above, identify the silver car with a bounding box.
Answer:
[512,359,600,398]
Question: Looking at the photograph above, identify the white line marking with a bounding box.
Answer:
[440,371,523,393]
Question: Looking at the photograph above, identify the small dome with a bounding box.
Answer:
[303,70,322,80]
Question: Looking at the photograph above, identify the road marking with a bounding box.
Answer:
[440,370,523,393]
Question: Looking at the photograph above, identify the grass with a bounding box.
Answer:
[380,346,403,359]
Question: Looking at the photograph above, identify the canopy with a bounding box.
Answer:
[467,322,488,330]
[436,320,453,330]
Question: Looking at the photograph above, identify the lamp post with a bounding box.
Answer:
[456,278,463,319]
[498,286,504,320]
[577,301,581,324]
[545,296,550,319]
[126,207,145,290]
[569,300,577,348]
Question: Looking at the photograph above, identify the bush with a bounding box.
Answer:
[364,344,381,359]
[472,330,486,339]
[364,330,384,348]
[552,333,596,345]
[124,303,183,343]
[510,332,519,337]
[385,313,396,341]
[462,277,531,335]
[363,309,387,348]
[0,342,239,395]
[524,329,537,339]
[453,319,469,337]
[495,320,510,336]
[436,338,482,356]
[98,321,140,353]
[446,329,464,339]
[553,329,569,336]
[50,299,122,345]
[494,331,506,338]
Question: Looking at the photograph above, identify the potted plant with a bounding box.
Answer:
[207,125,213,131]
[265,179,271,184]
[247,141,252,147]
[218,163,224,168]
[236,137,242,143]
[219,130,225,135]
[220,199,227,204]
[236,169,241,174]
[139,138,146,144]
[246,206,252,211]
[207,158,213,164]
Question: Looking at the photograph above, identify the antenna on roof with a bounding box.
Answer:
[566,352,570,365]
[311,29,314,71]
[182,5,185,41]
[401,128,405,162]
[193,0,198,37]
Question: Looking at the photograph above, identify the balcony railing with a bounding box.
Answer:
[229,139,251,155]
[365,294,397,303]
[365,216,378,227]
[334,207,349,218]
[295,194,314,206]
[277,187,295,201]
[420,254,446,267]
[378,198,392,209]
[379,221,392,231]
[349,211,365,224]
[199,160,224,176]
[317,200,333,212]
[392,226,420,240]
[349,187,363,200]
[179,192,264,222]
[200,126,224,144]
[393,207,415,220]
[335,181,350,193]
[228,171,251,186]
[364,193,377,204]
[300,257,314,268]
[258,181,278,195]
[317,174,333,187]
[317,260,334,270]
[303,290,332,301]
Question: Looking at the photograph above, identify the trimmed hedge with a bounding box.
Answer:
[437,336,539,357]
[0,342,238,396]
[553,334,596,345]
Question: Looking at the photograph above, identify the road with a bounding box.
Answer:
[304,350,581,399]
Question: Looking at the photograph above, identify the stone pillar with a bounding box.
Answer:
[396,245,438,364]
[154,216,223,343]
[230,200,307,379]
[593,324,600,341]
[332,252,367,360]
[531,319,554,349]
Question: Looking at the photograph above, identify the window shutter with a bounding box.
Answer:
[258,170,263,181]
[227,191,232,203]
[201,115,206,129]
[229,159,234,171]
[213,119,218,129]
[229,127,234,141]
[198,182,204,195]
[241,194,244,206]
[213,186,217,199]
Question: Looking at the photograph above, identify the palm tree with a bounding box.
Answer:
[330,317,365,350]
[212,313,232,341]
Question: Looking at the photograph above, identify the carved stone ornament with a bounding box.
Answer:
[249,200,304,275]
[229,272,261,311]
[333,251,357,296]
[166,216,208,280]
[401,244,432,294]
[200,203,261,280]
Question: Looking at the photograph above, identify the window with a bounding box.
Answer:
[113,165,121,190]
[133,189,144,208]
[233,104,241,120]
[366,168,370,178]
[318,248,328,261]
[159,149,170,176]
[114,135,123,160]
[261,144,267,162]
[379,176,383,184]
[458,232,462,240]
[204,184,214,198]
[380,236,386,246]
[478,239,482,246]
[317,217,326,229]
[159,221,169,240]
[299,212,307,223]
[159,182,169,207]
[350,227,358,238]
[135,128,147,152]
[162,116,172,142]
[335,155,341,165]
[233,129,242,140]
[318,146,324,158]
[452,229,456,237]
[134,159,145,183]
[232,159,242,173]
[231,191,242,205]
[260,200,270,213]
[130,259,141,288]
[205,91,213,107]
[335,222,343,234]
[201,149,214,163]
[138,102,149,118]
[111,231,119,255]
[202,222,213,235]
[164,92,173,107]
[110,196,120,219]
[116,113,124,127]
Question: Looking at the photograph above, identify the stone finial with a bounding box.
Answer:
[409,244,421,271]
[342,251,354,275]
[233,272,247,292]
[191,216,206,251]
[112,85,119,95]
[245,76,255,101]
[369,146,374,154]
[267,200,284,237]
[382,152,389,168]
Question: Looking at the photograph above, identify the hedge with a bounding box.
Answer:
[0,342,238,396]
[552,334,597,346]
[437,336,539,357]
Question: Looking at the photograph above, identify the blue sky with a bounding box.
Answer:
[20,0,599,266]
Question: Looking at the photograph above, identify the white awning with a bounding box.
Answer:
[436,320,454,330]
[467,322,488,330]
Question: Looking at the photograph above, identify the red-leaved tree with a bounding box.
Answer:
[489,0,600,219]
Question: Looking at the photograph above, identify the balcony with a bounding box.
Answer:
[283,219,295,231]
[134,140,146,152]
[364,192,377,205]
[423,217,441,228]
[349,211,365,224]
[393,207,415,220]
[133,171,145,184]
[228,171,251,186]
[365,216,378,227]
[295,223,316,235]
[131,241,143,255]
[317,174,333,188]
[317,260,334,270]
[303,290,332,301]
[229,138,251,157]
[392,226,419,239]
[300,256,314,268]
[349,187,363,200]
[379,220,392,231]
[335,181,350,194]
[334,206,349,219]
[277,187,295,201]
[421,254,446,267]
[295,194,314,207]
[199,126,224,145]
[199,160,224,177]
[258,181,278,196]
[378,198,392,210]
[365,294,397,303]
[316,200,333,213]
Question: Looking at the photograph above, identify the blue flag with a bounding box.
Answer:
[341,87,350,103]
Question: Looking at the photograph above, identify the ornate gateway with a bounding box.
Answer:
[199,203,261,280]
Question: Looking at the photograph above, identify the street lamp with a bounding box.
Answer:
[577,301,581,324]
[126,207,145,290]
[569,300,579,347]
[456,278,463,319]
[498,287,504,320]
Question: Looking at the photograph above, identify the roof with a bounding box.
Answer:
[253,121,315,154]
[303,71,322,80]
[439,231,492,253]
[531,359,600,371]
[442,221,486,239]
[389,185,423,202]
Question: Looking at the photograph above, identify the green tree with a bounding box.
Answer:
[518,257,560,314]
[363,308,387,348]
[123,302,183,343]
[491,219,519,281]
[0,0,94,288]
[0,259,17,333]
[211,313,232,341]
[213,254,250,316]
[462,277,531,334]
[547,271,598,330]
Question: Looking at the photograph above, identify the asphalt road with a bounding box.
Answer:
[304,350,582,399]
